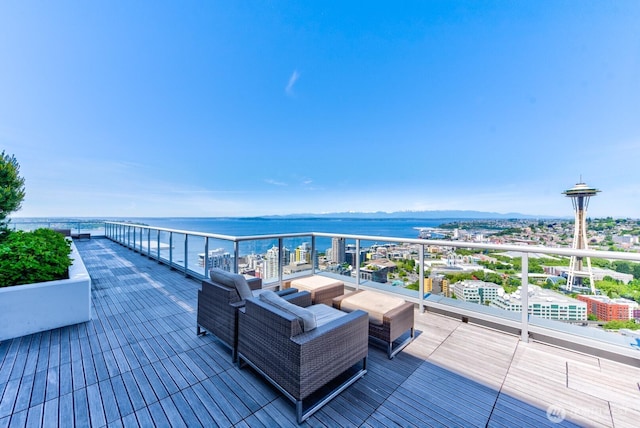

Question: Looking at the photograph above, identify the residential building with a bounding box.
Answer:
[358,265,388,283]
[293,242,311,264]
[263,245,291,280]
[452,280,502,304]
[492,285,587,321]
[576,295,632,321]
[198,248,232,270]
[331,237,346,263]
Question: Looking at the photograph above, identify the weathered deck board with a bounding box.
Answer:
[1,238,640,427]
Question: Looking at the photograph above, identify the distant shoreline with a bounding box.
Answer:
[11,211,574,221]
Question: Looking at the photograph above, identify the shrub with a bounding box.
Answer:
[0,228,73,287]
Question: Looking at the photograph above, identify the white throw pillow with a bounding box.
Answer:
[259,290,317,331]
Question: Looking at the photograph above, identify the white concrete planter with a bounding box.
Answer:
[0,242,91,341]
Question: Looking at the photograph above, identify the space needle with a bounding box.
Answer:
[563,181,600,293]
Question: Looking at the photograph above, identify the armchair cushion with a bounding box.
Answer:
[210,268,253,300]
[259,290,317,332]
[307,304,347,327]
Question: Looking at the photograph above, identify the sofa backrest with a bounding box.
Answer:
[209,268,252,300]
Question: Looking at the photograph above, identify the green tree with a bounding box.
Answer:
[0,151,26,239]
[483,272,504,285]
[603,319,640,330]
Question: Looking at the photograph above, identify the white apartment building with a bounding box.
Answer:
[263,246,291,280]
[491,285,587,321]
[613,234,639,245]
[198,248,232,270]
[452,280,503,304]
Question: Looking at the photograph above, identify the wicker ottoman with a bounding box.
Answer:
[289,276,345,305]
[333,290,415,359]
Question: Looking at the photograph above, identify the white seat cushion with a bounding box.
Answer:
[307,304,347,327]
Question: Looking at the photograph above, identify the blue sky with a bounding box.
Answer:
[2,1,639,218]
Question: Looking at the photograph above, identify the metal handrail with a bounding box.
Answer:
[102,220,640,362]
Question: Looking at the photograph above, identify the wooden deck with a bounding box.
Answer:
[1,238,639,427]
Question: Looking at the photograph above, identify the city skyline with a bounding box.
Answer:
[2,2,640,219]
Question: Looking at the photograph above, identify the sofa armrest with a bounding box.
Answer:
[246,276,263,291]
[235,288,305,308]
[230,301,245,309]
[283,291,312,308]
[277,287,299,297]
[291,309,369,399]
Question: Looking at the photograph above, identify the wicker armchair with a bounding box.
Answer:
[197,269,299,361]
[237,291,369,423]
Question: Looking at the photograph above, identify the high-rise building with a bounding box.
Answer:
[294,242,311,264]
[563,181,600,293]
[264,245,291,280]
[424,277,433,293]
[345,247,367,267]
[331,237,346,264]
[198,248,232,271]
[264,246,280,280]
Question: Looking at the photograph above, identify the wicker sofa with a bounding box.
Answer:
[237,290,369,423]
[196,268,299,361]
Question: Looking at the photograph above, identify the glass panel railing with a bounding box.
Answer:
[280,236,314,283]
[172,232,187,272]
[103,221,640,358]
[157,230,171,264]
[10,219,106,237]
[199,236,233,277]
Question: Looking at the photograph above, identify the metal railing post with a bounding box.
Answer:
[204,237,209,275]
[234,241,240,274]
[311,235,316,274]
[169,232,174,267]
[355,239,361,290]
[521,253,529,343]
[156,229,161,261]
[419,244,425,313]
[184,234,189,277]
[278,238,284,285]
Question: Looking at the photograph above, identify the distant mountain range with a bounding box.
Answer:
[265,210,563,220]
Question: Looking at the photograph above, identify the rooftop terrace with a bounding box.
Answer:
[1,238,639,427]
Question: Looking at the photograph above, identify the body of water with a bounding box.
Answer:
[120,217,452,239]
[12,217,458,273]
